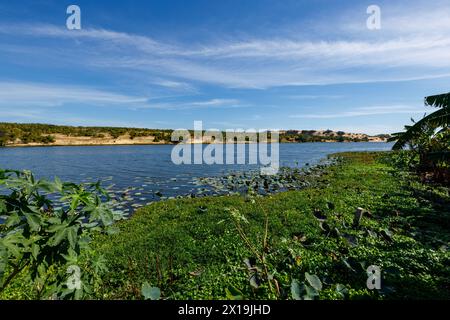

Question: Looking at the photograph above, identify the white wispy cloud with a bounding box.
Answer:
[286,95,345,100]
[0,109,43,119]
[0,82,150,107]
[151,79,195,91]
[342,1,450,35]
[2,2,450,90]
[0,81,241,113]
[189,99,239,107]
[135,98,244,110]
[210,121,246,128]
[289,105,430,119]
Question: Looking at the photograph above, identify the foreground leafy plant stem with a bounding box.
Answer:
[0,169,125,299]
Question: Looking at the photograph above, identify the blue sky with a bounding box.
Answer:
[1,0,450,134]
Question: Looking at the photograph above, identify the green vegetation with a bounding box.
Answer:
[0,123,173,146]
[90,152,449,300]
[389,92,450,183]
[0,169,125,299]
[1,152,449,300]
[279,130,369,143]
[0,123,380,146]
[1,93,447,301]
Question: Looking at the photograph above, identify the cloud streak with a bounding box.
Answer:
[0,82,244,113]
[289,105,430,119]
[0,82,150,107]
[2,3,450,90]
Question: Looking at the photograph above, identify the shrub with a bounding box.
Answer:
[0,169,125,299]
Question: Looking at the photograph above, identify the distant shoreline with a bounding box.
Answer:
[0,123,390,147]
[1,140,389,148]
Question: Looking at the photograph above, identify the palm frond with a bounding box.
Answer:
[410,108,449,130]
[425,92,450,109]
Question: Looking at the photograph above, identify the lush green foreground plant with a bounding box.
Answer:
[93,152,449,300]
[389,92,450,183]
[0,170,124,299]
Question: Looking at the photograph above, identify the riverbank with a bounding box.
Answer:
[0,123,388,147]
[91,152,449,300]
[2,151,448,300]
[3,138,387,148]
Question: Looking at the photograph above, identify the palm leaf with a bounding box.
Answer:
[409,108,450,131]
[425,92,450,109]
[391,93,450,150]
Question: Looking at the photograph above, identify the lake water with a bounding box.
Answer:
[0,142,393,213]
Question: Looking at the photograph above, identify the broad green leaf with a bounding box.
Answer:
[91,254,108,274]
[37,180,57,192]
[304,284,319,298]
[305,272,322,291]
[50,228,67,247]
[291,279,303,300]
[106,226,120,235]
[74,288,83,300]
[67,226,79,249]
[48,217,62,225]
[37,262,48,277]
[31,243,40,259]
[59,288,75,299]
[225,285,243,300]
[54,177,63,192]
[6,212,21,227]
[141,282,161,300]
[0,245,7,285]
[70,195,81,211]
[0,199,6,213]
[62,248,78,264]
[83,283,93,295]
[336,284,348,298]
[23,212,42,232]
[48,223,67,233]
[1,232,26,258]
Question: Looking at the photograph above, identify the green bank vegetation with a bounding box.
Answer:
[1,152,449,299]
[92,152,449,300]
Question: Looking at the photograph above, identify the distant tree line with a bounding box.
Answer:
[0,123,173,146]
[279,130,370,143]
[0,123,380,146]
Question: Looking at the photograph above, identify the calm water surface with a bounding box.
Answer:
[0,143,393,212]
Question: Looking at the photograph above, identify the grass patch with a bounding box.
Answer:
[93,151,450,300]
